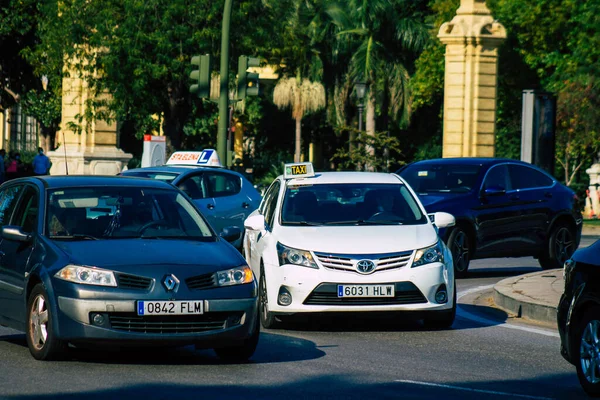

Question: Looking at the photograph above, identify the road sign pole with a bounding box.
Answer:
[218,0,233,168]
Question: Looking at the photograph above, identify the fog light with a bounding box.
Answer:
[435,291,448,304]
[92,313,105,326]
[278,287,292,306]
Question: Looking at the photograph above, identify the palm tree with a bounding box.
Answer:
[273,76,326,162]
[328,0,429,134]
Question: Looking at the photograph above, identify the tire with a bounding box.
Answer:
[575,306,600,397]
[26,284,67,361]
[423,285,456,330]
[539,223,576,270]
[448,227,471,278]
[259,267,278,329]
[214,319,259,362]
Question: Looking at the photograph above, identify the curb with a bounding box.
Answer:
[493,271,560,326]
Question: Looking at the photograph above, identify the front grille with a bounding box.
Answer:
[303,282,427,306]
[116,274,153,290]
[186,273,217,290]
[108,312,240,334]
[313,250,413,274]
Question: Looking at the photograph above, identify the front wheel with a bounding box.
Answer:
[448,227,471,278]
[214,319,259,362]
[259,268,278,329]
[576,307,600,397]
[26,284,67,361]
[539,223,575,270]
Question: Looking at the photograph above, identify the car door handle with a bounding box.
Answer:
[207,204,215,210]
[242,202,250,209]
[544,191,553,198]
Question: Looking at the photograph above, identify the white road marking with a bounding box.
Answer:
[395,379,554,400]
[457,285,560,338]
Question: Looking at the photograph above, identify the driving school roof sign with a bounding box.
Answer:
[166,149,222,167]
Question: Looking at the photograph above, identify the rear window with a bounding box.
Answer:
[400,164,481,194]
[122,171,179,183]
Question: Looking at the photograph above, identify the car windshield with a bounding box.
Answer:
[46,187,214,240]
[122,171,179,183]
[280,183,427,226]
[400,164,481,194]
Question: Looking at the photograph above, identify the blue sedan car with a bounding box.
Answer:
[0,176,258,361]
[398,158,582,277]
[122,162,261,250]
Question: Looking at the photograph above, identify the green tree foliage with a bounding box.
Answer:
[331,128,403,172]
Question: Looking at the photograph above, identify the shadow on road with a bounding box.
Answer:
[4,373,587,399]
[0,332,326,365]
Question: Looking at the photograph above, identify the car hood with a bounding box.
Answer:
[416,192,471,211]
[276,224,438,254]
[52,238,244,271]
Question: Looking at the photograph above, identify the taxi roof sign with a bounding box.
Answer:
[166,149,222,167]
[284,162,315,179]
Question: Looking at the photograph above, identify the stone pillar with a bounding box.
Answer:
[438,0,506,158]
[48,62,132,175]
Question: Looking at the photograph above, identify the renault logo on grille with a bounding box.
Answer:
[356,260,376,274]
[162,274,180,292]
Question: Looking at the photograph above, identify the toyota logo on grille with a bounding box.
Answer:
[162,274,180,292]
[356,259,376,274]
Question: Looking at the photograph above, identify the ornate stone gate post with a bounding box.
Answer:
[438,0,506,158]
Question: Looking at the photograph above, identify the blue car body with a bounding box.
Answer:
[0,176,258,360]
[398,158,583,275]
[121,166,262,249]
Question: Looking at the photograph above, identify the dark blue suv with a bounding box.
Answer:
[397,158,583,277]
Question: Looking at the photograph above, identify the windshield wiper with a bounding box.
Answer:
[49,234,99,241]
[281,221,322,226]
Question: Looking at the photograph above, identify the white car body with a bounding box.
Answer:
[243,171,455,323]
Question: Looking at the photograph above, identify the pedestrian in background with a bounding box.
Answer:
[0,149,5,184]
[33,147,51,175]
[6,152,18,181]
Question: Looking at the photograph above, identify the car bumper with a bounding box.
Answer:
[55,296,258,348]
[264,261,453,314]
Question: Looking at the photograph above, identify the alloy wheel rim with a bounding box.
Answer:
[29,294,49,351]
[554,228,574,266]
[581,319,600,384]
[452,231,469,272]
[260,275,268,319]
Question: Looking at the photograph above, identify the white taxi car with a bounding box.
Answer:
[243,163,456,329]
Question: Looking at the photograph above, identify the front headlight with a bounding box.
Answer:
[412,242,444,267]
[216,265,254,287]
[55,265,117,287]
[277,242,318,269]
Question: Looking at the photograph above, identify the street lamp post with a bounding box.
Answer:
[355,82,366,132]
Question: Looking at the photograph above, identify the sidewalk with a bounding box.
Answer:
[491,224,599,327]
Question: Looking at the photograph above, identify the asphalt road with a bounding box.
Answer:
[0,237,597,400]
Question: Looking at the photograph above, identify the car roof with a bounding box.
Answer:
[124,165,240,177]
[283,171,403,185]
[16,175,176,190]
[403,157,523,167]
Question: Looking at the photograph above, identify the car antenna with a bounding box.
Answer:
[62,131,68,175]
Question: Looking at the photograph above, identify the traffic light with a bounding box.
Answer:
[237,56,261,100]
[189,55,211,98]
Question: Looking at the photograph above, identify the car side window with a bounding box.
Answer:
[509,165,554,190]
[263,181,281,228]
[177,175,208,200]
[205,172,241,198]
[11,186,38,233]
[482,165,510,191]
[0,185,23,228]
[259,181,279,214]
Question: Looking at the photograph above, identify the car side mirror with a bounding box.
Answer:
[430,212,455,229]
[2,226,32,243]
[244,214,265,231]
[481,186,506,197]
[220,226,242,243]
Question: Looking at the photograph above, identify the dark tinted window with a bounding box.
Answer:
[0,185,22,227]
[264,181,281,227]
[400,164,480,193]
[259,181,279,214]
[177,175,208,199]
[206,172,241,198]
[482,164,510,191]
[12,186,38,233]
[509,164,554,190]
